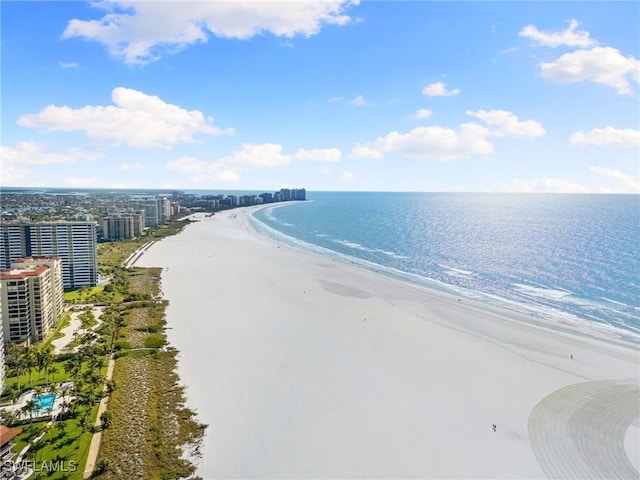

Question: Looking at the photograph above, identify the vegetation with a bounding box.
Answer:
[93,257,205,479]
[1,219,204,479]
[1,329,110,479]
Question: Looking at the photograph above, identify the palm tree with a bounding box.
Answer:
[33,385,44,398]
[16,406,28,424]
[55,418,67,436]
[13,356,27,395]
[24,347,37,388]
[46,364,58,386]
[62,400,72,417]
[36,346,54,384]
[22,399,36,423]
[5,342,21,366]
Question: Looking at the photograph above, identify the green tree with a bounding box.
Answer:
[23,399,36,423]
[100,410,112,430]
[24,347,38,388]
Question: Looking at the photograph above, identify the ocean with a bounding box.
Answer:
[250,192,640,340]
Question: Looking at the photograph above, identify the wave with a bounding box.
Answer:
[332,238,408,259]
[512,283,573,301]
[248,201,640,343]
[438,264,474,277]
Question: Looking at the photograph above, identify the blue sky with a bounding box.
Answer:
[1,1,639,193]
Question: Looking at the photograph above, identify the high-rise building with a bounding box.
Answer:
[0,223,27,272]
[0,285,4,395]
[0,256,64,344]
[159,197,171,223]
[129,198,161,227]
[0,221,98,289]
[99,213,144,241]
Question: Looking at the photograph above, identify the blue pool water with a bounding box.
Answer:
[34,392,56,413]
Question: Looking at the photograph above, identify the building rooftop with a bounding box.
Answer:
[12,255,61,263]
[0,264,49,280]
[0,425,21,446]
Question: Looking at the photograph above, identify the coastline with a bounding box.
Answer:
[134,207,639,478]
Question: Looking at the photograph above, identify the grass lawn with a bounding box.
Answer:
[64,286,105,303]
[1,359,72,404]
[14,402,99,480]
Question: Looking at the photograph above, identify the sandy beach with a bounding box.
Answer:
[134,208,639,479]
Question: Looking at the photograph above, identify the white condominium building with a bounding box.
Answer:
[0,221,98,289]
[0,290,4,394]
[0,256,64,345]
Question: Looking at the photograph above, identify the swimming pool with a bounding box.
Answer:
[33,392,56,413]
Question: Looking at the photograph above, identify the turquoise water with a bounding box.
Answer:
[34,392,56,413]
[251,192,640,340]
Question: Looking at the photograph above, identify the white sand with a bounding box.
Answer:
[134,208,640,479]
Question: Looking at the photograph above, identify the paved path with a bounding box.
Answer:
[51,306,105,354]
[82,354,116,479]
[124,241,155,268]
[528,379,640,479]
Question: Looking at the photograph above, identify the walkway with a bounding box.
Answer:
[123,241,155,268]
[82,354,116,479]
[51,306,105,354]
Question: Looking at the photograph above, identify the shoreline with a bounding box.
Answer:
[134,208,639,478]
[249,203,640,346]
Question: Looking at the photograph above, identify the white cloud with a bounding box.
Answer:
[59,61,79,68]
[121,161,144,170]
[0,162,28,185]
[539,47,640,95]
[589,167,640,192]
[569,127,640,147]
[62,1,359,65]
[165,143,341,183]
[501,177,592,193]
[466,109,545,137]
[349,144,384,159]
[18,87,233,148]
[414,109,432,120]
[108,182,145,189]
[351,109,543,161]
[164,156,209,174]
[293,148,341,162]
[165,156,240,183]
[219,143,291,169]
[0,141,103,165]
[502,167,640,194]
[65,176,100,187]
[422,81,461,97]
[348,95,367,106]
[350,123,493,161]
[519,19,597,48]
[340,171,356,181]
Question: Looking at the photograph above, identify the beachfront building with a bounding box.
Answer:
[129,197,173,227]
[0,425,21,479]
[0,221,98,290]
[0,256,64,345]
[99,212,144,241]
[0,294,4,395]
[159,197,171,223]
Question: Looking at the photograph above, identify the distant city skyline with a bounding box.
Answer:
[1,1,638,193]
